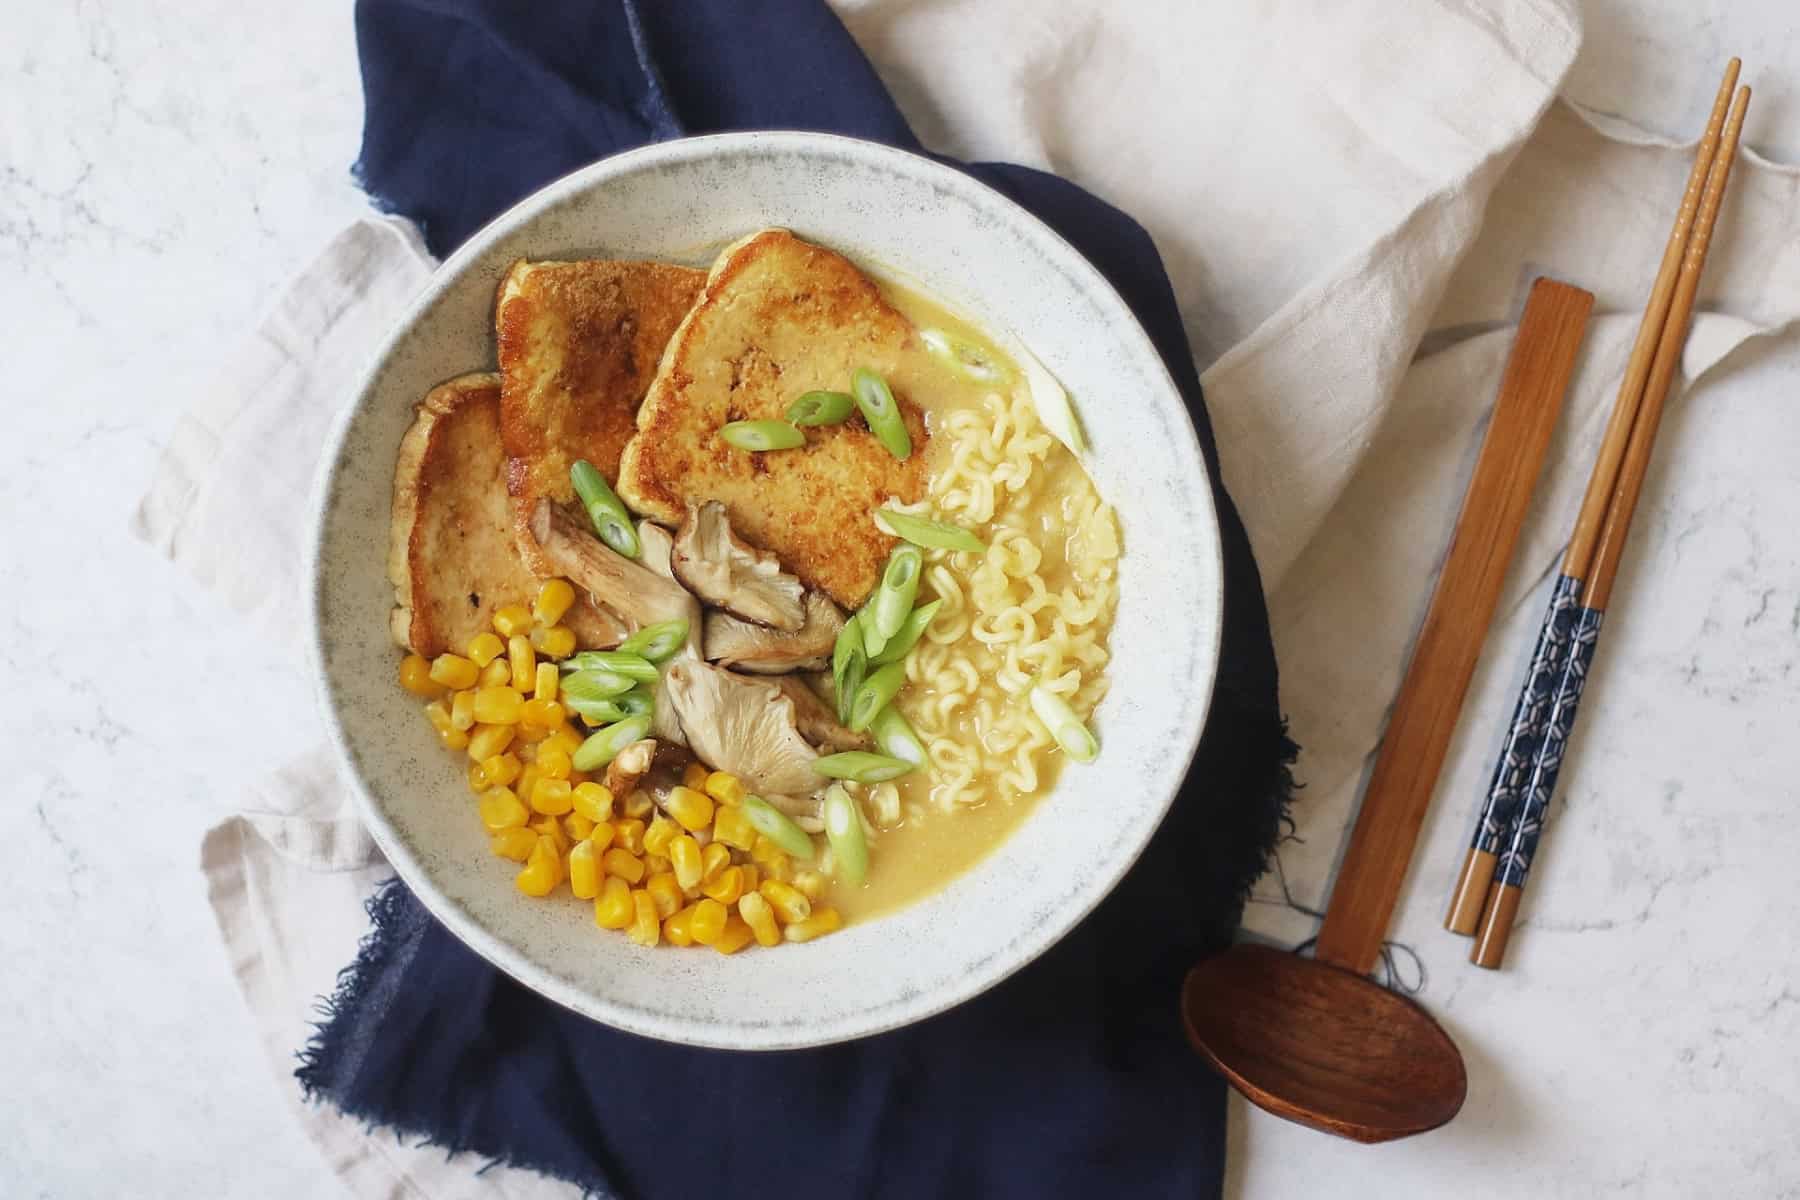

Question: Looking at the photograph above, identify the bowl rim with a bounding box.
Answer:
[307,129,1224,1048]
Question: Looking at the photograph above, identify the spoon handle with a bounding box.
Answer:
[1313,280,1591,975]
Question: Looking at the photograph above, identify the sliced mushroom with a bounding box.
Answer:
[704,592,844,674]
[602,738,658,797]
[661,659,822,797]
[672,501,806,631]
[772,675,869,753]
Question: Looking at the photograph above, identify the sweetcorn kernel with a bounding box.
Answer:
[703,771,745,806]
[594,877,633,929]
[479,658,513,688]
[682,763,711,791]
[737,864,761,894]
[700,841,731,883]
[627,890,660,946]
[568,840,601,900]
[701,866,745,905]
[534,625,577,659]
[543,721,583,757]
[398,654,440,697]
[759,880,812,924]
[572,782,614,823]
[563,812,596,842]
[614,818,646,855]
[712,915,755,955]
[490,827,538,862]
[663,905,697,947]
[528,813,570,857]
[669,835,704,891]
[467,632,506,668]
[642,853,672,877]
[534,578,576,627]
[792,869,828,903]
[689,899,728,946]
[782,907,842,943]
[602,847,645,884]
[621,789,654,820]
[473,686,524,725]
[467,761,490,794]
[480,753,521,789]
[515,763,541,808]
[479,787,528,832]
[711,805,755,851]
[467,723,516,763]
[492,604,533,638]
[645,872,684,919]
[515,836,563,897]
[508,635,536,692]
[534,662,560,703]
[738,892,780,947]
[537,747,572,780]
[665,787,713,833]
[643,815,680,858]
[428,654,479,690]
[586,821,617,854]
[530,777,573,816]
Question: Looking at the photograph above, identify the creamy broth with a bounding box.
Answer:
[825,282,1119,921]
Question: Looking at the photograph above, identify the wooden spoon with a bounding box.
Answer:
[1182,279,1595,1142]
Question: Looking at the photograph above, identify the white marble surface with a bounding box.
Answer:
[4,2,1797,1197]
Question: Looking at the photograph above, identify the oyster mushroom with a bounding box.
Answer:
[703,592,845,674]
[672,501,806,631]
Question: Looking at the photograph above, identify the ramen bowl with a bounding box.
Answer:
[310,132,1222,1049]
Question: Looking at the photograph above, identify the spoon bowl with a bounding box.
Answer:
[1181,944,1466,1143]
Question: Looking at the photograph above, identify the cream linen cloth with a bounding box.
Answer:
[135,1,1800,1194]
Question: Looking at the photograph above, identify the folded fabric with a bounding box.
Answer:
[289,1,1290,1196]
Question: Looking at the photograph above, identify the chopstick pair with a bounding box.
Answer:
[1444,60,1752,968]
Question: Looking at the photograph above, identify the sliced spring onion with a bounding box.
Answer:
[822,785,869,885]
[832,614,868,726]
[558,650,658,684]
[860,605,889,659]
[1013,338,1086,456]
[869,545,922,640]
[719,420,805,452]
[847,662,907,733]
[616,618,689,664]
[870,599,940,666]
[812,751,914,783]
[571,714,654,771]
[560,668,639,703]
[920,327,1012,384]
[868,704,926,766]
[741,795,815,859]
[562,695,632,724]
[613,685,655,718]
[876,509,986,555]
[786,390,855,427]
[1028,685,1100,764]
[570,459,641,559]
[850,367,912,460]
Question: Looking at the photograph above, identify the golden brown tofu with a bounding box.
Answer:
[388,373,626,657]
[495,258,705,574]
[616,229,929,608]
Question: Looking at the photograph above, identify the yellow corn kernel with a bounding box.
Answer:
[642,815,680,858]
[515,762,541,808]
[664,905,698,947]
[594,876,633,929]
[534,578,576,627]
[643,853,673,877]
[602,847,645,884]
[515,836,562,897]
[669,835,704,891]
[534,625,577,659]
[537,747,572,781]
[563,812,596,841]
[544,721,583,757]
[645,872,684,919]
[490,827,538,862]
[783,907,842,943]
[467,761,490,794]
[481,753,522,789]
[516,740,539,763]
[479,787,528,832]
[521,698,566,730]
[533,661,560,703]
[514,717,550,744]
[689,898,728,946]
[428,653,479,690]
[665,786,714,833]
[424,700,455,736]
[528,813,570,858]
[446,690,474,732]
[507,635,536,692]
[479,657,513,688]
[759,880,812,924]
[712,915,755,955]
[614,818,647,855]
[398,654,441,697]
[738,863,761,894]
[572,782,614,823]
[792,869,828,903]
[701,866,744,906]
[467,631,506,668]
[438,725,470,751]
[700,841,732,883]
[738,892,781,947]
[467,723,516,763]
[682,763,711,791]
[586,820,617,854]
[711,805,755,852]
[621,789,654,820]
[472,685,524,726]
[530,777,573,816]
[750,836,792,880]
[703,771,745,807]
[492,604,533,638]
[628,890,660,946]
[568,839,601,900]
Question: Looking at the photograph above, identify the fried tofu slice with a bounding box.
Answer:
[388,373,627,658]
[496,258,705,574]
[616,229,929,608]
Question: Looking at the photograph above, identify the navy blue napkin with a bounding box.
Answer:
[301,3,1295,1196]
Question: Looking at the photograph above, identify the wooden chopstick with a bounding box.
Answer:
[1471,82,1752,969]
[1444,59,1743,935]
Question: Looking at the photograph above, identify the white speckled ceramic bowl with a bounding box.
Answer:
[310,132,1222,1049]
